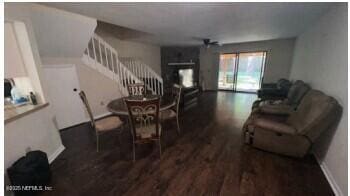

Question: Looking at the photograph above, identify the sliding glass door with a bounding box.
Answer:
[218,54,237,90]
[235,52,266,92]
[218,51,266,92]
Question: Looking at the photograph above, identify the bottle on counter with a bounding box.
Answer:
[30,92,38,105]
[9,79,28,104]
[10,85,23,104]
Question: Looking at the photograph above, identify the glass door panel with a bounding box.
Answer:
[218,54,237,90]
[235,52,266,92]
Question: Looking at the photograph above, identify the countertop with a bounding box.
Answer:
[5,102,49,124]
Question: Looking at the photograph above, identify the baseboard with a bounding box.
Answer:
[60,112,113,132]
[48,144,65,164]
[314,154,344,196]
[50,114,110,162]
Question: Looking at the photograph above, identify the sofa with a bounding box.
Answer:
[252,80,310,115]
[244,89,342,157]
[257,78,292,100]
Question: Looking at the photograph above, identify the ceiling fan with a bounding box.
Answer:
[191,36,221,48]
[203,38,219,48]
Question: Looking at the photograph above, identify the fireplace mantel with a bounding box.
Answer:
[167,62,195,66]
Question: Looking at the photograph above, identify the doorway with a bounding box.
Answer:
[218,51,266,92]
[44,65,87,129]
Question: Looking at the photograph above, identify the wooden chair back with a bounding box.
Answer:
[125,97,160,140]
[79,91,95,128]
[127,83,146,96]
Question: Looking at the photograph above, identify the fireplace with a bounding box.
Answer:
[171,66,199,109]
[161,46,201,109]
[178,68,194,88]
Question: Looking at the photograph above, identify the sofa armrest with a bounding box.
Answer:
[261,83,277,88]
[254,118,296,135]
[259,104,294,115]
[257,88,288,100]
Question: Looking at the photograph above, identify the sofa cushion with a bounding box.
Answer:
[160,109,177,120]
[254,118,296,135]
[259,103,294,115]
[287,90,340,141]
[286,80,310,106]
[253,127,311,157]
[95,116,123,132]
[135,124,162,139]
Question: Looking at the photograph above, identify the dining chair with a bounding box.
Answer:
[160,84,182,134]
[124,97,161,162]
[79,91,124,152]
[127,83,146,96]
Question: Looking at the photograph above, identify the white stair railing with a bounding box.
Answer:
[120,57,163,95]
[82,34,142,96]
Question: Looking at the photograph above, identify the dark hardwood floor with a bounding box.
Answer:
[41,92,334,196]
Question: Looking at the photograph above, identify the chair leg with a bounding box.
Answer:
[176,115,181,134]
[96,133,99,152]
[132,142,136,162]
[158,139,162,158]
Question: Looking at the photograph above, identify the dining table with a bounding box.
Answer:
[107,94,176,116]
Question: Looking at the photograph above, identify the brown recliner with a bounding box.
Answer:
[245,90,342,157]
[252,80,310,115]
[257,78,292,100]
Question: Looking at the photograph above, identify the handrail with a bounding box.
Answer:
[120,57,163,95]
[82,34,142,96]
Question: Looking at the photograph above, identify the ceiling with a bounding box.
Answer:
[95,21,153,40]
[42,2,334,46]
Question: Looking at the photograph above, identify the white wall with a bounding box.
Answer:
[12,77,34,96]
[75,62,123,116]
[99,33,162,75]
[5,22,27,78]
[200,38,295,90]
[5,3,64,171]
[289,4,347,196]
[5,107,64,169]
[6,3,125,125]
[42,57,123,118]
[5,3,96,59]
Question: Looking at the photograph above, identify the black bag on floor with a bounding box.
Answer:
[7,150,51,196]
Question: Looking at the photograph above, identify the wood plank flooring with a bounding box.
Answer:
[40,92,334,196]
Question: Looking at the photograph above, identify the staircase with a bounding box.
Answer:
[120,58,163,95]
[82,34,163,96]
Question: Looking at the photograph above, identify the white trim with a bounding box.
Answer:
[42,64,74,68]
[168,62,195,66]
[48,144,65,164]
[49,113,111,163]
[314,154,344,196]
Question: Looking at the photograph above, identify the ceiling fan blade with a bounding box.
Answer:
[191,36,207,41]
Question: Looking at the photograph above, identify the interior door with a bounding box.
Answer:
[43,65,87,129]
